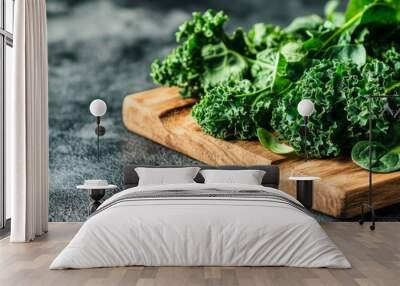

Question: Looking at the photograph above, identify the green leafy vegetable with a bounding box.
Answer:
[325,44,367,66]
[345,59,398,138]
[251,49,284,91]
[201,43,248,88]
[151,0,400,172]
[272,58,399,158]
[345,0,375,20]
[351,141,400,172]
[325,0,345,26]
[151,10,251,98]
[192,79,272,139]
[271,60,359,158]
[382,45,400,75]
[257,128,294,154]
[305,1,400,53]
[285,15,324,34]
[252,42,307,92]
[246,23,294,55]
[280,41,307,62]
[325,0,340,20]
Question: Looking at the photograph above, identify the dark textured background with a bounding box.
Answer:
[47,0,399,221]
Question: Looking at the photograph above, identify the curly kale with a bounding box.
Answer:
[272,58,400,158]
[151,43,203,97]
[192,80,272,140]
[346,59,399,139]
[150,2,400,170]
[272,60,362,158]
[175,10,228,43]
[151,10,293,98]
[191,40,308,140]
[382,45,400,80]
[365,44,400,92]
[151,10,258,98]
[151,10,230,98]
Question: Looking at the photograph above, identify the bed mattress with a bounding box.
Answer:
[50,183,351,269]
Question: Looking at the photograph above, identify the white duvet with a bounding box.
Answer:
[50,183,351,269]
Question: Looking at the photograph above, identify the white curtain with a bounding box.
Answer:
[7,0,49,242]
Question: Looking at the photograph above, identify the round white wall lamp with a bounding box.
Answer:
[89,99,107,160]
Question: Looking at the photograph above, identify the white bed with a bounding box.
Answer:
[50,183,351,269]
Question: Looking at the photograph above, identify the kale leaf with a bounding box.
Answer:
[245,23,294,55]
[346,59,398,139]
[201,43,248,88]
[151,10,232,98]
[271,60,358,158]
[192,79,272,140]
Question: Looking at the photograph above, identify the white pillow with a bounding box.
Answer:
[135,167,200,186]
[200,169,266,185]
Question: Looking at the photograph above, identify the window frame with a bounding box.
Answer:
[0,0,13,231]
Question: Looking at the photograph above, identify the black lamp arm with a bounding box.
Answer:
[299,116,309,160]
[304,116,308,161]
[94,116,106,161]
[95,116,106,136]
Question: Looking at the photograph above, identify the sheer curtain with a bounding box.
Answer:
[7,0,49,242]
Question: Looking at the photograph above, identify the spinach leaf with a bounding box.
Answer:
[351,141,400,172]
[325,44,367,66]
[345,0,376,20]
[257,128,294,154]
[315,1,400,52]
[360,3,399,26]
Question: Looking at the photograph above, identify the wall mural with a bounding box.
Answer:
[48,0,400,222]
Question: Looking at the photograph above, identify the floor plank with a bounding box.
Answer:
[0,222,399,286]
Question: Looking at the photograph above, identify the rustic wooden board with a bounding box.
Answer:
[122,87,400,218]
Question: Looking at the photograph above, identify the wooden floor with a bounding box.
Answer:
[0,223,399,286]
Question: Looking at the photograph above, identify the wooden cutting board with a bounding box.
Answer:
[122,87,400,218]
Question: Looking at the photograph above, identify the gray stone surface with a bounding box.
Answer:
[47,0,399,222]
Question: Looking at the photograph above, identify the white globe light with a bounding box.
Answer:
[297,99,315,117]
[89,99,107,117]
